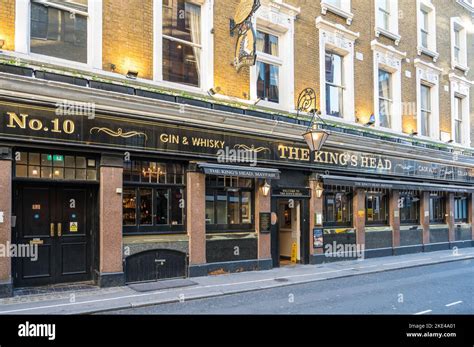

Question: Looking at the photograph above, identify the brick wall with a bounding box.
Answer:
[102,0,154,80]
[213,0,250,99]
[0,0,15,51]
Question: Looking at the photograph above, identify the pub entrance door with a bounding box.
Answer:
[271,196,310,268]
[13,184,96,287]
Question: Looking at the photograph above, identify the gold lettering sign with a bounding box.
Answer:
[6,112,75,134]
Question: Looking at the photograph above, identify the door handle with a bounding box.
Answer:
[50,223,55,237]
[57,223,62,237]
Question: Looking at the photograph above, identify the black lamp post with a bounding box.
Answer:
[296,88,330,152]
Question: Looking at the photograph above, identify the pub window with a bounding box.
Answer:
[429,193,446,224]
[30,0,88,64]
[205,176,254,232]
[454,195,468,223]
[366,190,388,225]
[162,0,201,87]
[323,187,352,227]
[14,152,97,181]
[256,30,281,104]
[122,160,185,234]
[399,192,420,225]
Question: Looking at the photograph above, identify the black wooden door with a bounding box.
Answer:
[14,185,92,286]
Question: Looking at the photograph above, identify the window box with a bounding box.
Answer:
[176,96,212,109]
[35,71,88,87]
[90,81,135,95]
[0,64,34,77]
[244,109,274,120]
[213,104,245,115]
[135,89,176,103]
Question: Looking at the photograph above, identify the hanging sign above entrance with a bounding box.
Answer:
[231,0,261,72]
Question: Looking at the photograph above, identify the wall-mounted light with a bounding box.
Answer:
[446,139,454,144]
[126,70,139,79]
[315,182,324,198]
[0,39,4,49]
[110,63,116,72]
[261,180,271,197]
[410,130,418,137]
[303,124,330,152]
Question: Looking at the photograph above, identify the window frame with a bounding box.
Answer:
[450,17,468,71]
[325,51,345,118]
[416,0,439,61]
[374,0,400,44]
[399,193,421,225]
[454,195,468,223]
[317,17,359,124]
[449,73,471,147]
[153,0,214,94]
[429,195,446,224]
[323,190,353,227]
[255,29,283,105]
[122,160,186,235]
[320,0,354,25]
[15,0,102,69]
[249,5,298,112]
[365,191,389,226]
[415,59,441,140]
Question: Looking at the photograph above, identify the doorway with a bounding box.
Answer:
[13,184,96,287]
[271,198,310,268]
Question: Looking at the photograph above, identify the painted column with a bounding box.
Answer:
[420,192,430,244]
[353,188,366,248]
[446,193,455,243]
[98,155,124,287]
[309,179,323,257]
[0,148,12,297]
[390,190,400,248]
[187,166,206,266]
[255,181,271,261]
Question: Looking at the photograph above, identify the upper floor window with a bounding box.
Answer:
[377,0,390,31]
[321,0,353,25]
[420,84,431,137]
[451,18,467,70]
[417,0,438,60]
[378,69,392,128]
[256,31,280,104]
[449,73,471,146]
[325,52,344,118]
[375,0,400,43]
[30,0,88,63]
[454,96,464,144]
[162,0,201,87]
[420,9,429,48]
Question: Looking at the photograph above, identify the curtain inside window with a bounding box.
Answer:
[188,3,201,80]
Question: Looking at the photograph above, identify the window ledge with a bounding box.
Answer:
[375,27,401,45]
[417,46,440,62]
[452,63,470,75]
[321,2,354,25]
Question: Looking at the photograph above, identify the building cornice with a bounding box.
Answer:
[315,16,360,41]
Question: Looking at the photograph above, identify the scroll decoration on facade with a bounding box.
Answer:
[90,127,148,141]
[234,144,271,153]
[231,0,261,72]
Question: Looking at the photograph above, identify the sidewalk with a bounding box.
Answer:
[0,248,473,315]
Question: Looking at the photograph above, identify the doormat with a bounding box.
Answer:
[128,279,197,292]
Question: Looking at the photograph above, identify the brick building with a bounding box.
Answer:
[0,0,473,296]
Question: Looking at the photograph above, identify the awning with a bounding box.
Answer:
[198,163,280,179]
[321,175,474,193]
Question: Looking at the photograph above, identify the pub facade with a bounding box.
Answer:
[0,0,473,296]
